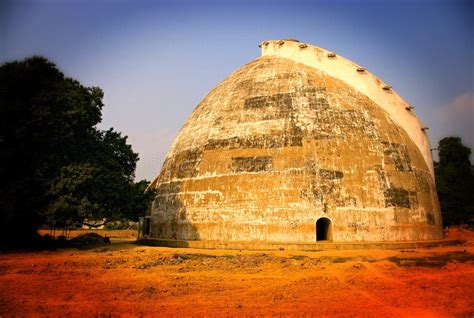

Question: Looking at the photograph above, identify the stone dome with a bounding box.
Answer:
[149,40,443,242]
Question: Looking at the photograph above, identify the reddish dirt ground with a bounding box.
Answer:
[1,229,473,317]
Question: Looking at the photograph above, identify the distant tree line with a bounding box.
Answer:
[0,57,155,248]
[435,137,474,226]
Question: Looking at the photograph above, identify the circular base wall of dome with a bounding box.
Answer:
[137,237,459,251]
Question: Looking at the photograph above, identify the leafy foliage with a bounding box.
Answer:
[0,56,155,247]
[435,137,474,225]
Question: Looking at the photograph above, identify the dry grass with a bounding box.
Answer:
[0,229,473,317]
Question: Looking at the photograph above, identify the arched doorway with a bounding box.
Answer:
[316,217,332,241]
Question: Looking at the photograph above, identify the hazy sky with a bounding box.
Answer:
[1,0,473,180]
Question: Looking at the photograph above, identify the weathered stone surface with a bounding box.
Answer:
[149,40,443,243]
[231,156,273,173]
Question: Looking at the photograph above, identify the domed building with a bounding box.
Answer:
[147,39,443,243]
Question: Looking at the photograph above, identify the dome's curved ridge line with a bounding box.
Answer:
[260,39,433,177]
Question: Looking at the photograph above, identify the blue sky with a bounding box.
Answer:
[1,0,473,180]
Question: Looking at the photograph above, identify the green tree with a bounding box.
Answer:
[0,56,104,245]
[435,137,474,225]
[0,56,154,247]
[46,130,155,227]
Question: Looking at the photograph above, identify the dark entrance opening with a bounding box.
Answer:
[138,216,151,239]
[316,217,332,241]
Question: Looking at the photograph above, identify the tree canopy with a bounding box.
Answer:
[435,137,474,226]
[0,56,155,247]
